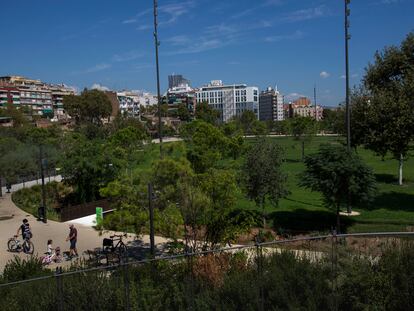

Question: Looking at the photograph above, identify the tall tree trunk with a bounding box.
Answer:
[261,201,266,229]
[399,154,403,186]
[301,141,305,161]
[0,176,2,197]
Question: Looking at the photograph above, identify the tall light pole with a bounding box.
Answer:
[153,0,163,157]
[314,85,317,121]
[345,0,351,151]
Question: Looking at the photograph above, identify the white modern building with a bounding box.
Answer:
[196,80,259,122]
[117,91,140,118]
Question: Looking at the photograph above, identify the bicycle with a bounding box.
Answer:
[102,234,128,264]
[7,235,34,254]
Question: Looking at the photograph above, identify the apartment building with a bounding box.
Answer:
[0,76,75,118]
[117,91,140,118]
[196,80,259,122]
[259,87,284,122]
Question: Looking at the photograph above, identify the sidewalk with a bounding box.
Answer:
[0,193,170,271]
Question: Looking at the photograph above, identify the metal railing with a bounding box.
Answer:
[1,231,414,310]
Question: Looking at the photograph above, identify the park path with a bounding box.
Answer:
[0,191,170,271]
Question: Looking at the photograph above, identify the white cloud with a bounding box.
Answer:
[381,0,402,4]
[122,19,137,24]
[263,0,283,6]
[134,63,154,71]
[282,6,328,22]
[285,92,306,101]
[112,50,145,62]
[137,24,152,31]
[91,83,110,91]
[78,63,111,74]
[340,73,359,79]
[159,1,196,25]
[265,30,304,42]
[320,71,330,79]
[165,35,191,46]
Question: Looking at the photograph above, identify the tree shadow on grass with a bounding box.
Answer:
[370,192,414,212]
[375,173,397,184]
[269,209,355,234]
[285,158,302,163]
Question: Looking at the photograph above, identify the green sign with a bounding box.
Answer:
[96,207,103,226]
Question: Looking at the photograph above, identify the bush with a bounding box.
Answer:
[12,181,71,221]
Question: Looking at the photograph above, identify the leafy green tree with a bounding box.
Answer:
[60,133,118,203]
[0,103,28,127]
[289,116,317,161]
[181,120,229,173]
[239,110,257,135]
[242,139,289,227]
[321,107,345,134]
[177,103,192,122]
[63,89,112,126]
[108,126,148,168]
[195,102,220,125]
[299,144,377,232]
[197,169,238,247]
[351,32,414,185]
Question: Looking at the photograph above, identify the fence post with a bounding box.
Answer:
[256,237,264,311]
[331,230,338,311]
[123,263,130,311]
[55,267,64,311]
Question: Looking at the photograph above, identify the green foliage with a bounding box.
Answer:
[177,103,192,122]
[181,120,230,173]
[63,89,112,126]
[299,144,377,231]
[12,181,69,221]
[322,107,345,134]
[60,133,119,203]
[4,242,414,310]
[1,256,51,282]
[194,101,220,125]
[352,32,414,184]
[242,139,289,226]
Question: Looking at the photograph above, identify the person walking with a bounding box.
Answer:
[66,224,78,258]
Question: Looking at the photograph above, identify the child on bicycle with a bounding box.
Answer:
[16,219,32,241]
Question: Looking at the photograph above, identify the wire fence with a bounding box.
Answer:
[1,231,414,310]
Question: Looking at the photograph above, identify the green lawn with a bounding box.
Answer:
[138,137,414,234]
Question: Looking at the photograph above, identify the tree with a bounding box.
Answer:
[299,144,377,233]
[60,133,119,203]
[351,32,414,185]
[177,103,192,122]
[321,107,345,135]
[181,120,229,173]
[242,139,289,227]
[239,110,257,135]
[195,102,220,125]
[63,89,112,126]
[289,116,317,161]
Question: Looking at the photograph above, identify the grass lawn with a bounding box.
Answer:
[141,137,414,234]
[239,136,414,234]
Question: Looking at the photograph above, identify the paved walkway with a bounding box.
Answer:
[0,192,169,271]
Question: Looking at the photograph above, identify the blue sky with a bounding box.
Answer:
[1,0,413,106]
